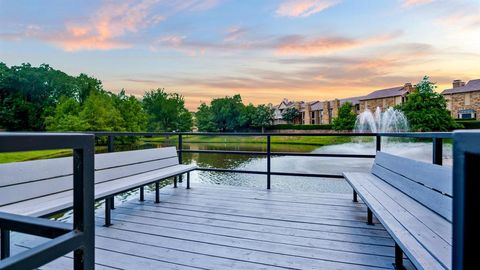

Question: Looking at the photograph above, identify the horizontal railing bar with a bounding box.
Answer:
[0,133,94,153]
[196,167,344,178]
[180,149,375,158]
[0,231,83,270]
[90,131,453,139]
[0,212,71,239]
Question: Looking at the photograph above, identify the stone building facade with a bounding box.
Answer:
[273,96,363,125]
[442,79,480,119]
[359,83,414,112]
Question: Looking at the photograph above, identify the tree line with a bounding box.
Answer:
[0,63,192,132]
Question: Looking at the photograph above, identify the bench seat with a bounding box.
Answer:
[0,147,196,224]
[0,163,196,217]
[344,152,452,270]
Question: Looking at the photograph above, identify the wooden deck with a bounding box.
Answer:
[14,183,413,270]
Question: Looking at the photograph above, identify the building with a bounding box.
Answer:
[273,96,363,125]
[442,79,480,119]
[359,83,414,112]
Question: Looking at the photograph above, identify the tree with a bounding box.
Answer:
[79,92,124,131]
[143,88,192,131]
[45,97,86,131]
[195,103,217,131]
[397,76,459,131]
[333,102,357,131]
[114,90,147,132]
[251,105,274,132]
[282,107,300,123]
[209,94,245,132]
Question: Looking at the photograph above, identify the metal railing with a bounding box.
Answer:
[0,133,95,270]
[452,130,480,270]
[93,131,452,189]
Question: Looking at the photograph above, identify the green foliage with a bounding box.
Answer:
[332,102,357,131]
[79,92,124,131]
[281,107,300,123]
[209,94,245,131]
[143,88,192,131]
[455,120,480,129]
[195,103,217,132]
[251,104,274,132]
[268,124,333,130]
[114,90,147,132]
[397,76,459,131]
[45,97,86,131]
[195,95,273,132]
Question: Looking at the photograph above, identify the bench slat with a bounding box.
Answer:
[0,164,196,217]
[0,147,178,187]
[344,172,449,270]
[375,152,452,196]
[95,147,178,170]
[371,164,452,221]
[364,172,452,246]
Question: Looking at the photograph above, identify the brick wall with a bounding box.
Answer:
[359,97,401,112]
[445,91,480,119]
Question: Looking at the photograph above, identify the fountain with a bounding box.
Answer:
[354,107,409,133]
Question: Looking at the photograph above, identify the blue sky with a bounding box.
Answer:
[1,0,479,109]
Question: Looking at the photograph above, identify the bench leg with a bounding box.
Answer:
[367,208,374,225]
[1,228,10,259]
[353,191,358,202]
[139,186,145,201]
[393,243,406,270]
[155,182,160,203]
[174,176,178,188]
[104,198,112,227]
[187,172,191,189]
[179,174,183,183]
[110,197,115,210]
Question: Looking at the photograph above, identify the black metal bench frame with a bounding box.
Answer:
[0,133,95,270]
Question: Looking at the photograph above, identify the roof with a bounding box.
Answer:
[360,86,407,101]
[442,79,480,95]
[340,96,364,105]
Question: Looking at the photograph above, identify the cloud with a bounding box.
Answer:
[0,0,223,52]
[276,0,340,17]
[275,32,401,56]
[401,0,435,8]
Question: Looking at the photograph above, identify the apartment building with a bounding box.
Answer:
[442,79,480,119]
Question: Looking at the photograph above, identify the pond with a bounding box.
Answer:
[113,138,453,195]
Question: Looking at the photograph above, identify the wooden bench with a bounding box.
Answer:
[343,152,452,270]
[0,147,196,226]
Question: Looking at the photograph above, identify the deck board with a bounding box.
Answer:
[14,184,413,269]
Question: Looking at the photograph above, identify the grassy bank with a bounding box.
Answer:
[142,135,353,146]
[0,135,353,164]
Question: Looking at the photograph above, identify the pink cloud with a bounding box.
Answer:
[276,32,401,56]
[276,0,340,17]
[401,0,435,8]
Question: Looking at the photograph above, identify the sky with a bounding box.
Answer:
[1,0,479,110]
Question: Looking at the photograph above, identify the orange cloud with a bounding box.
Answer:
[276,0,340,17]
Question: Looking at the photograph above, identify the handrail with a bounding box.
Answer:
[0,133,94,270]
[92,131,449,189]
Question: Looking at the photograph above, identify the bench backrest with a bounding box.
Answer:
[0,147,179,208]
[371,151,452,222]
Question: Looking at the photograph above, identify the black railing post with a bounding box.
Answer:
[72,138,95,270]
[1,229,10,259]
[107,135,115,209]
[267,135,271,190]
[376,135,381,152]
[452,131,480,270]
[107,135,114,153]
[178,134,183,183]
[433,138,443,165]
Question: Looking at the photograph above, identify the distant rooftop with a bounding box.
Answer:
[442,79,480,95]
[360,84,412,101]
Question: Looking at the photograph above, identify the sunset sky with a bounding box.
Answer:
[1,0,479,110]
